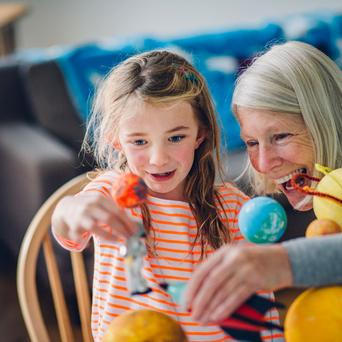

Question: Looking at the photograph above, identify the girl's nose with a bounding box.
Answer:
[149,145,169,166]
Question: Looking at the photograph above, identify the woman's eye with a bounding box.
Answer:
[133,139,147,146]
[246,140,258,147]
[274,133,292,142]
[169,135,185,143]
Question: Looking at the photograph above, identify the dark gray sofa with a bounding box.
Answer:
[0,58,95,302]
[0,58,90,258]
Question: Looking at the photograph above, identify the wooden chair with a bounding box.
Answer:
[17,173,93,342]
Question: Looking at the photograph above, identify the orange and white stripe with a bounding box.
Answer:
[56,171,283,341]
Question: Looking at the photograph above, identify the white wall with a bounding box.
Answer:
[4,0,342,50]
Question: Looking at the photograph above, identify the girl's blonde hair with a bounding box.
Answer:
[232,41,342,195]
[83,50,230,257]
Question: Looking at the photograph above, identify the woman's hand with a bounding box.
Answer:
[185,244,293,324]
[52,192,138,244]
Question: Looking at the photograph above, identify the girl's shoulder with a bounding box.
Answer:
[82,169,121,192]
[215,182,250,204]
[88,169,120,180]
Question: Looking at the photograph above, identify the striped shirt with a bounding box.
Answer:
[56,171,284,341]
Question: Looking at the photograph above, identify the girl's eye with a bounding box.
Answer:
[169,135,185,143]
[133,139,147,146]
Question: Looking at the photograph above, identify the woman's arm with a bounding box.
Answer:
[283,234,342,287]
[185,243,292,323]
[185,234,342,323]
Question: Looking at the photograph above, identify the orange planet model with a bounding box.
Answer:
[305,218,342,238]
[112,173,148,208]
[103,309,188,342]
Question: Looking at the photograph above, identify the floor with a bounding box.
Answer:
[0,241,83,342]
[0,242,30,341]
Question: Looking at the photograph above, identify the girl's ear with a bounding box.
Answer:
[195,131,206,149]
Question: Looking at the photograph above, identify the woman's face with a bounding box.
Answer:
[237,107,315,211]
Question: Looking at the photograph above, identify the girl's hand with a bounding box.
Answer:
[52,192,138,243]
[184,244,293,324]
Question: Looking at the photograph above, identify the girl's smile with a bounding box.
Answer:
[147,170,176,182]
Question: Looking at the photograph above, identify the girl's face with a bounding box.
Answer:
[117,100,204,201]
[237,107,315,211]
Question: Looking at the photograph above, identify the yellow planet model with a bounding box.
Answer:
[313,167,342,227]
[103,309,188,342]
[284,286,342,342]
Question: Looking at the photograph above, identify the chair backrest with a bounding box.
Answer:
[17,173,93,342]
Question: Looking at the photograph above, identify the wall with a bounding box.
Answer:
[3,0,341,49]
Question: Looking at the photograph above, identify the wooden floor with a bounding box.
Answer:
[0,242,82,342]
[275,288,305,325]
[0,242,29,341]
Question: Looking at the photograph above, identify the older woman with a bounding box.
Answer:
[185,41,342,324]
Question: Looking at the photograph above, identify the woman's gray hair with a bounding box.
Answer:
[232,41,342,195]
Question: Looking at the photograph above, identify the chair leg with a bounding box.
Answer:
[43,234,75,342]
[71,252,93,341]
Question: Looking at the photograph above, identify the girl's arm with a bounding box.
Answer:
[51,173,138,251]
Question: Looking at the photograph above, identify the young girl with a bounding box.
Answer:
[52,50,282,341]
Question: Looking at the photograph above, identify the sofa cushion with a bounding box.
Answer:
[0,59,34,122]
[20,60,84,151]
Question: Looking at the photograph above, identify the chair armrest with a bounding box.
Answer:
[0,58,33,122]
[21,60,84,150]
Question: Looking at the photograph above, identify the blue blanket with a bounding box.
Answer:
[26,12,342,151]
